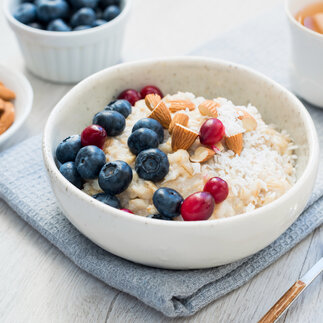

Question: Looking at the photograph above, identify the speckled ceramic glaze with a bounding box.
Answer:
[42,57,319,269]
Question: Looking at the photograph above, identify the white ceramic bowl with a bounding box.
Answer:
[0,65,33,149]
[42,57,319,269]
[285,0,323,107]
[3,0,131,83]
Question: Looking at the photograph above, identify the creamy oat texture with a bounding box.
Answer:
[83,92,297,219]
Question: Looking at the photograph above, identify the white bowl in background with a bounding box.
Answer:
[3,0,132,84]
[42,57,319,269]
[285,0,323,107]
[0,65,33,148]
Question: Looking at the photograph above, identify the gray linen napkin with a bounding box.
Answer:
[0,5,322,318]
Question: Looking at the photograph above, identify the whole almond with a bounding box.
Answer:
[0,98,5,112]
[145,94,161,110]
[198,100,219,117]
[171,124,199,151]
[148,101,171,128]
[168,112,189,133]
[190,146,215,163]
[225,133,243,155]
[0,101,15,134]
[0,85,16,101]
[237,109,257,131]
[168,100,195,113]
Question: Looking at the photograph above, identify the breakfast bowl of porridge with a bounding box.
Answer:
[42,57,319,269]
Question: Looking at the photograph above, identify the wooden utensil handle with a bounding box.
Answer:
[258,280,306,323]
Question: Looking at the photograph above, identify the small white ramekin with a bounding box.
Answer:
[285,0,323,107]
[3,0,131,83]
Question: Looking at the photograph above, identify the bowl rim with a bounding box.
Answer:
[3,0,132,38]
[0,64,33,146]
[285,0,323,40]
[42,56,319,227]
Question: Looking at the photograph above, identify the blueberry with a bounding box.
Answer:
[128,128,159,155]
[73,25,92,30]
[93,192,121,209]
[92,19,106,27]
[59,161,83,189]
[36,0,69,23]
[153,188,183,218]
[147,214,173,221]
[98,161,132,194]
[28,21,44,29]
[92,110,125,136]
[56,135,82,163]
[13,3,37,24]
[103,5,120,21]
[75,145,106,179]
[47,18,71,31]
[105,99,131,118]
[71,7,96,27]
[95,8,103,19]
[99,0,120,9]
[135,148,169,182]
[132,118,164,144]
[69,0,99,9]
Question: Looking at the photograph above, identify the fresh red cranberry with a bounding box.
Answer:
[118,89,141,106]
[199,118,225,146]
[204,177,229,204]
[140,85,163,98]
[120,208,134,214]
[81,125,107,149]
[181,192,215,221]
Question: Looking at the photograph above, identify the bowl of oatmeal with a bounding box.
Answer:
[42,57,319,269]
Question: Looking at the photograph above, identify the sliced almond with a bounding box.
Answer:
[237,109,257,131]
[168,100,195,113]
[0,85,15,101]
[0,101,15,135]
[168,112,189,134]
[171,124,199,151]
[145,94,161,111]
[148,101,171,128]
[225,133,243,155]
[198,100,219,117]
[190,146,215,163]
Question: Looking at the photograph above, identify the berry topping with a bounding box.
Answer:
[98,160,133,194]
[47,18,71,31]
[13,3,37,24]
[127,128,159,155]
[153,188,183,218]
[71,7,96,27]
[105,99,132,118]
[204,177,229,204]
[81,124,107,148]
[135,148,169,182]
[92,110,125,136]
[59,161,83,189]
[181,192,215,221]
[132,118,164,144]
[92,192,121,209]
[56,135,82,163]
[199,118,225,146]
[120,208,134,214]
[103,5,120,21]
[147,214,173,221]
[117,89,141,106]
[70,0,99,9]
[36,0,69,23]
[75,145,106,179]
[140,85,163,98]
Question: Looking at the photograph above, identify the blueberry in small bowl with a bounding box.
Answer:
[13,2,37,24]
[36,0,69,23]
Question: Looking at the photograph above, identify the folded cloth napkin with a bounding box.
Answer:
[0,5,322,318]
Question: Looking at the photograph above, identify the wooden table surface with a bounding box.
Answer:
[0,0,322,322]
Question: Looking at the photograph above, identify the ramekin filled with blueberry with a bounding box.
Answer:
[42,57,318,269]
[3,0,131,83]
